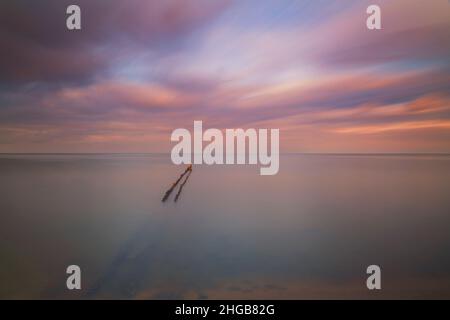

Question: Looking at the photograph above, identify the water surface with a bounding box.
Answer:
[1,154,450,299]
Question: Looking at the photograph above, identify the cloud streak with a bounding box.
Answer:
[0,0,449,152]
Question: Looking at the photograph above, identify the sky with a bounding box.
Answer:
[0,0,449,153]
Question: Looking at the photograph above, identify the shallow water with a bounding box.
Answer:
[1,154,450,299]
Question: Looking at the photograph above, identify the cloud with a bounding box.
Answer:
[309,0,450,68]
[0,0,230,86]
[0,0,449,153]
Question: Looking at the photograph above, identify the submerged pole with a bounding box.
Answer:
[161,164,192,202]
[174,168,192,202]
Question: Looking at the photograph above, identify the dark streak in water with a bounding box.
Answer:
[84,229,142,298]
[162,165,192,202]
[174,169,192,202]
[84,165,195,298]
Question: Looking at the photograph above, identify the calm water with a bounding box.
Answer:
[1,154,450,299]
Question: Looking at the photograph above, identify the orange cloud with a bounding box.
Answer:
[334,120,450,134]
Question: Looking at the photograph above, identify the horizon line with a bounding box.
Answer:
[1,152,450,156]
